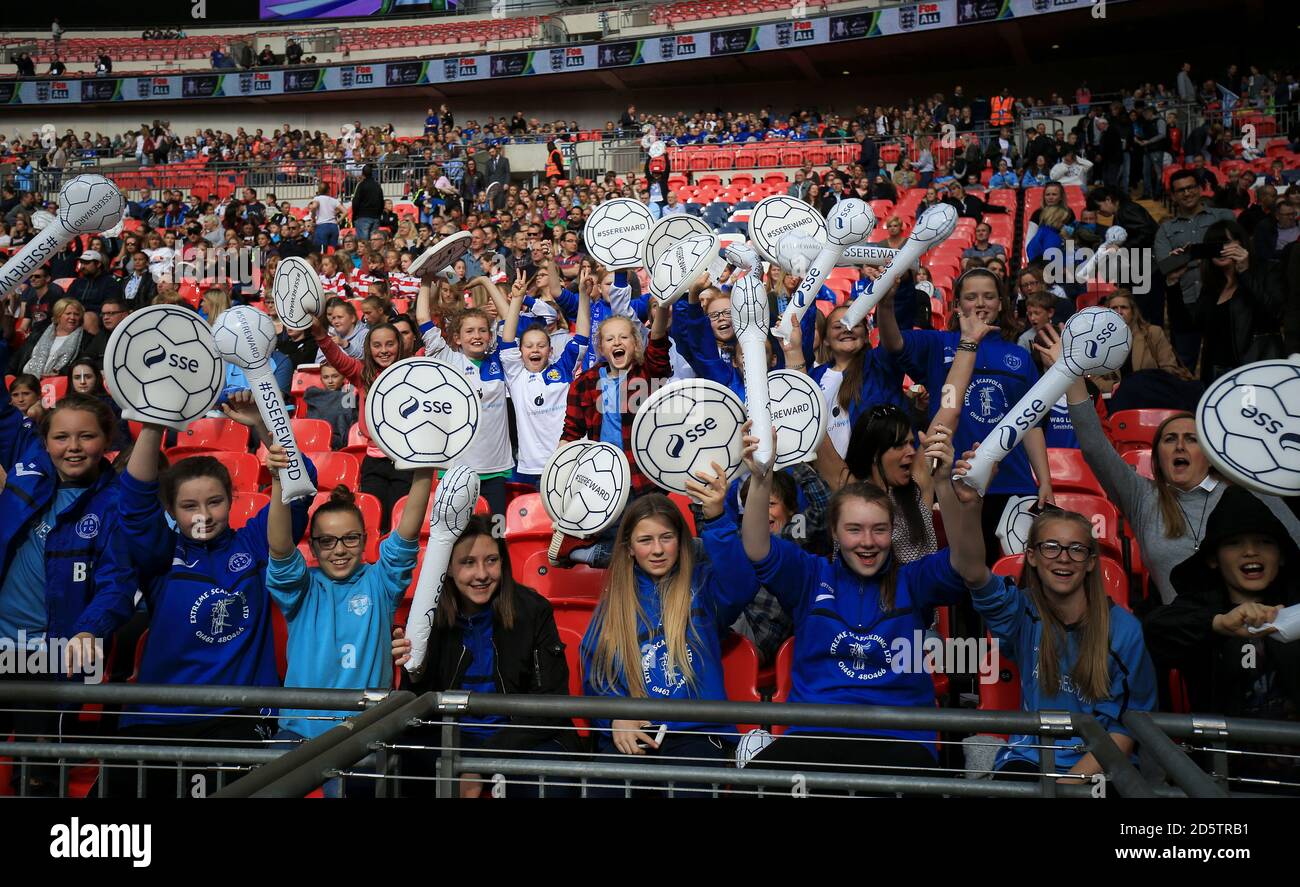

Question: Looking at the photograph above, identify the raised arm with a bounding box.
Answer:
[127,424,166,485]
[266,444,295,559]
[310,315,364,387]
[394,468,435,542]
[933,443,990,587]
[738,427,773,562]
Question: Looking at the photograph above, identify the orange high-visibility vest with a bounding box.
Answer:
[991,96,1014,126]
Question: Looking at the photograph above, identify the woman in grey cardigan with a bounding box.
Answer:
[1036,326,1300,606]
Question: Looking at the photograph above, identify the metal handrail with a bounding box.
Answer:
[1122,711,1226,798]
[0,681,388,712]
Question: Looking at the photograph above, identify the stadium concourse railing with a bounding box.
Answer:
[2,682,1297,798]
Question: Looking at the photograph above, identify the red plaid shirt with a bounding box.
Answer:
[562,335,672,496]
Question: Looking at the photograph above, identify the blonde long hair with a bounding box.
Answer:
[1019,511,1112,702]
[586,495,701,697]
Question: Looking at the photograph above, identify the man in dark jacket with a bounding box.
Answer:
[484,145,510,210]
[276,218,319,260]
[350,164,385,242]
[858,132,879,183]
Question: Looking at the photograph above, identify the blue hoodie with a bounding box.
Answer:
[752,537,975,752]
[579,513,759,735]
[118,461,315,726]
[669,297,815,399]
[268,531,418,739]
[0,357,136,651]
[971,575,1157,771]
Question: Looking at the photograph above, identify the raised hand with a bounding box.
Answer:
[684,460,729,520]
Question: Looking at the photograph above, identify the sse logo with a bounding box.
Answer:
[143,345,202,373]
[398,397,454,418]
[666,417,717,457]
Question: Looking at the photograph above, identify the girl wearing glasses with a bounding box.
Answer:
[109,392,316,796]
[266,465,433,771]
[972,508,1157,779]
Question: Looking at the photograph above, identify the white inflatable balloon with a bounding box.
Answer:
[731,274,773,467]
[775,198,875,342]
[1076,225,1128,284]
[405,464,480,674]
[212,307,317,502]
[0,175,125,299]
[838,202,958,332]
[1196,356,1300,498]
[958,308,1132,494]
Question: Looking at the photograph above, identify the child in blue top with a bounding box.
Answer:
[971,508,1157,778]
[266,464,431,743]
[0,372,135,676]
[110,391,315,796]
[580,482,760,773]
[738,425,992,774]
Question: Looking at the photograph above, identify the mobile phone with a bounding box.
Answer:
[1185,241,1222,261]
[636,723,668,749]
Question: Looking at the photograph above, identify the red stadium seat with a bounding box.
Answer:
[516,549,607,601]
[1120,447,1154,480]
[39,375,67,408]
[1107,409,1185,454]
[166,417,251,457]
[228,491,270,529]
[304,451,360,491]
[721,633,763,731]
[343,423,369,460]
[505,492,552,539]
[1045,448,1104,495]
[667,492,698,536]
[221,451,263,493]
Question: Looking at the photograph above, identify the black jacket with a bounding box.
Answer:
[402,586,579,751]
[1112,198,1158,250]
[351,176,385,222]
[1194,263,1285,380]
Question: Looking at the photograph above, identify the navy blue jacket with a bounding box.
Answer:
[119,460,315,725]
[0,344,136,646]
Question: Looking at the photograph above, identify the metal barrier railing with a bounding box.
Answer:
[0,682,390,798]
[227,691,1168,799]
[5,683,1296,798]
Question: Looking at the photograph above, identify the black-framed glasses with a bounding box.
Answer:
[1033,541,1094,562]
[706,309,731,321]
[312,532,365,551]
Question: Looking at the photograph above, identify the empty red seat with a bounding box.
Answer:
[1107,409,1186,454]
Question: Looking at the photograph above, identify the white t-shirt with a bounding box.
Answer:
[421,322,513,474]
[817,366,852,458]
[313,194,340,226]
[498,335,588,475]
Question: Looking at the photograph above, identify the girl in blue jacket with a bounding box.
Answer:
[109,390,314,797]
[0,373,137,766]
[739,427,992,776]
[580,480,760,779]
[973,508,1157,780]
